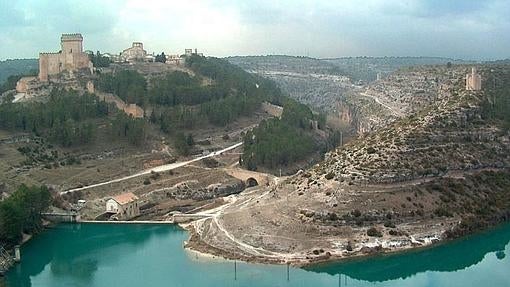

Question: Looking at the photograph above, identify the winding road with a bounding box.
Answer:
[61,142,243,195]
[359,91,405,117]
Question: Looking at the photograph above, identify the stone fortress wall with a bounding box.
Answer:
[38,33,93,82]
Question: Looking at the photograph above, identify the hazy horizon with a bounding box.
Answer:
[1,0,509,61]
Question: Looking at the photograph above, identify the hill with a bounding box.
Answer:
[0,59,38,84]
[186,64,510,266]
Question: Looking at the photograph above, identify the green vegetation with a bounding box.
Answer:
[155,52,167,63]
[0,75,22,94]
[439,171,510,239]
[481,66,510,131]
[0,71,38,95]
[148,71,221,106]
[0,89,109,146]
[0,59,38,84]
[97,70,147,106]
[139,55,286,152]
[241,99,320,170]
[110,112,148,146]
[0,89,147,147]
[367,227,383,237]
[173,132,194,156]
[0,185,51,245]
[88,51,111,68]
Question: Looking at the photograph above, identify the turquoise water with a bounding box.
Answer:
[5,222,510,287]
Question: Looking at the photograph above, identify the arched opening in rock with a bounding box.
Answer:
[246,177,259,187]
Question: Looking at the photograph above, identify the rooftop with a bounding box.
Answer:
[110,192,139,205]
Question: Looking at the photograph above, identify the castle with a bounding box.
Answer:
[38,33,93,82]
[466,67,482,91]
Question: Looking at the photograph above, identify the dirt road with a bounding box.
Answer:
[62,142,243,195]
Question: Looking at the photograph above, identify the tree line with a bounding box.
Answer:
[88,51,111,68]
[0,185,51,246]
[96,55,283,136]
[241,99,322,170]
[96,70,147,106]
[0,89,147,147]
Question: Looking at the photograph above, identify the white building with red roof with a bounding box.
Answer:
[106,192,140,220]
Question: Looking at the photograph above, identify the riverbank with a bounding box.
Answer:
[5,221,510,286]
[179,170,510,267]
[183,218,510,268]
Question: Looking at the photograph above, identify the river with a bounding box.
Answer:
[5,223,510,287]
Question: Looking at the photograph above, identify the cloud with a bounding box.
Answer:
[0,0,509,60]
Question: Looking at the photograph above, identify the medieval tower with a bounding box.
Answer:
[38,33,93,82]
[466,67,482,91]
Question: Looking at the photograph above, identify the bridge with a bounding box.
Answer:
[224,168,275,187]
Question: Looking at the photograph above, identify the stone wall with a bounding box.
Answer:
[38,34,93,82]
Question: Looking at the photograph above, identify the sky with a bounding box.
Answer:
[0,0,509,61]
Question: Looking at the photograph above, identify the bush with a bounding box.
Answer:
[434,207,453,217]
[367,227,383,237]
[366,147,377,154]
[351,209,362,217]
[325,172,335,180]
[0,185,52,245]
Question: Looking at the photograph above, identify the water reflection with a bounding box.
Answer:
[7,224,174,286]
[306,223,510,282]
[5,223,510,287]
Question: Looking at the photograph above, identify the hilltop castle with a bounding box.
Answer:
[38,33,93,82]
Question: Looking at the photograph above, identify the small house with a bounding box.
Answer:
[106,192,140,220]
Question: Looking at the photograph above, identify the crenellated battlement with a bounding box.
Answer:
[39,52,61,56]
[61,33,83,41]
[37,33,92,82]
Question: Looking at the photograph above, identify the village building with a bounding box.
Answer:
[105,192,140,220]
[466,67,482,91]
[165,54,185,65]
[121,42,147,62]
[184,48,203,57]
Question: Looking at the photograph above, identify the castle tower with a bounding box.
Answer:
[38,33,92,82]
[61,34,84,70]
[466,67,482,91]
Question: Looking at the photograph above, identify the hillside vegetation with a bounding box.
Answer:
[0,89,146,147]
[242,100,327,170]
[0,59,38,85]
[0,185,51,246]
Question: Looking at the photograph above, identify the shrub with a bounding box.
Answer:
[367,227,383,237]
[434,207,453,217]
[351,209,362,217]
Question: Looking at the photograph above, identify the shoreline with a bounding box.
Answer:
[4,217,509,276]
[180,219,510,268]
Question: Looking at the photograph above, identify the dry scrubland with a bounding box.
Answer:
[186,65,510,265]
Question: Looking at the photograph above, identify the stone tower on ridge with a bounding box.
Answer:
[466,67,482,91]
